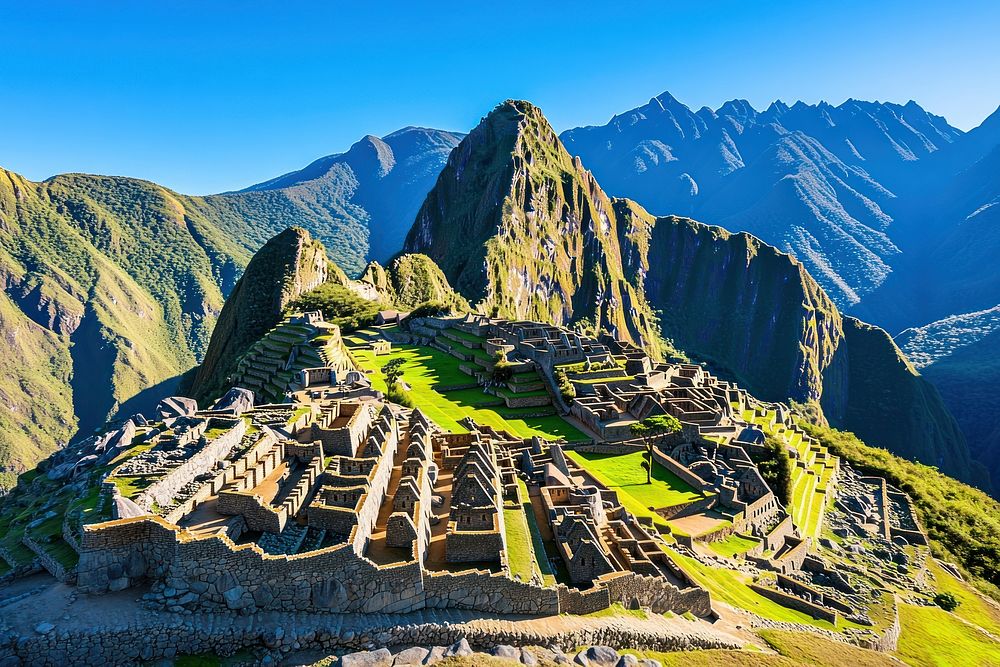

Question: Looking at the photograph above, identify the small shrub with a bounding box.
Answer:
[934,592,960,612]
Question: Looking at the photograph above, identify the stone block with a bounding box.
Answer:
[341,648,392,667]
[392,646,429,665]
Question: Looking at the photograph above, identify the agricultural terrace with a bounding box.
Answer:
[564,449,705,532]
[346,334,587,442]
[742,407,836,539]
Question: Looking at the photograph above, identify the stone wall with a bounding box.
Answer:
[216,490,287,534]
[22,534,75,584]
[134,419,247,512]
[650,448,712,494]
[557,585,611,615]
[599,571,713,617]
[424,569,559,615]
[444,529,504,563]
[1,607,746,667]
[748,584,838,623]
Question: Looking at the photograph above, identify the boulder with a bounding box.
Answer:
[583,646,619,667]
[392,646,429,665]
[212,387,255,415]
[616,656,640,667]
[492,645,519,659]
[341,648,392,667]
[521,647,539,665]
[156,396,198,421]
[444,638,473,657]
[424,646,448,664]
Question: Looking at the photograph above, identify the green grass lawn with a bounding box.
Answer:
[349,344,587,442]
[503,506,534,582]
[928,558,1000,636]
[517,478,556,586]
[708,532,760,559]
[565,450,704,510]
[895,602,1000,667]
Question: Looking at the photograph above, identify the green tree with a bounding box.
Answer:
[631,415,682,484]
[383,358,406,389]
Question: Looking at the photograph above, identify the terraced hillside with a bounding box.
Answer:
[742,407,838,540]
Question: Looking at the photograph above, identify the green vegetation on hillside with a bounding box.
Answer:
[287,283,386,331]
[895,602,1000,666]
[798,420,1000,597]
[748,434,794,505]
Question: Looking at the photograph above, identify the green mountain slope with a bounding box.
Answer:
[0,169,248,481]
[403,100,984,490]
[359,254,468,310]
[404,100,661,354]
[187,227,336,403]
[897,306,1000,492]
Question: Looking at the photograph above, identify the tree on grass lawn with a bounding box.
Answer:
[631,415,682,484]
[383,358,406,389]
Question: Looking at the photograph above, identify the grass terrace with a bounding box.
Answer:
[708,532,760,559]
[895,602,1000,666]
[564,449,704,534]
[348,343,587,442]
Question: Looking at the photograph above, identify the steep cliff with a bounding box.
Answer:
[188,227,334,402]
[404,100,661,353]
[403,100,982,489]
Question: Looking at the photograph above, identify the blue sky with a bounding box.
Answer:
[2,1,998,194]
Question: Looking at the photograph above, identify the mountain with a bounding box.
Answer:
[0,169,247,482]
[404,100,662,355]
[406,100,985,489]
[897,306,1000,494]
[236,127,464,272]
[853,107,1000,332]
[559,92,963,308]
[0,126,460,481]
[357,254,468,311]
[186,227,336,403]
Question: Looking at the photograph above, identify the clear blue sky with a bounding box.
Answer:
[2,1,998,194]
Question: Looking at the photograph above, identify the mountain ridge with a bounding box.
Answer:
[406,99,985,489]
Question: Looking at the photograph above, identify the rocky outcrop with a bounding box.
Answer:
[188,227,334,402]
[360,254,468,310]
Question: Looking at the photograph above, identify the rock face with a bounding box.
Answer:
[188,227,335,402]
[403,100,982,490]
[405,100,662,355]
